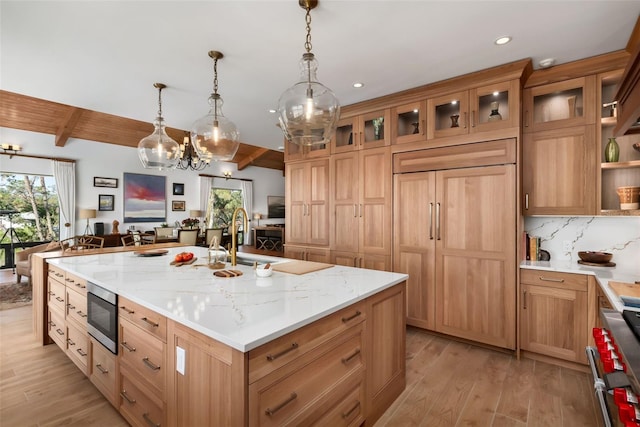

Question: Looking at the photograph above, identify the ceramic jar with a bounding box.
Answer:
[617,186,640,210]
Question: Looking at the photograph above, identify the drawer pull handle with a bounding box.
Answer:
[120,390,136,404]
[265,392,298,416]
[76,283,86,289]
[523,290,527,310]
[67,303,75,310]
[143,413,160,427]
[342,348,361,364]
[95,363,109,374]
[56,296,64,302]
[56,328,64,336]
[76,348,87,357]
[120,306,135,314]
[342,400,360,419]
[66,278,74,283]
[120,341,136,352]
[48,291,54,296]
[142,357,161,371]
[77,310,87,318]
[141,317,159,328]
[267,342,299,361]
[539,276,564,283]
[49,321,55,327]
[342,311,362,323]
[67,338,75,346]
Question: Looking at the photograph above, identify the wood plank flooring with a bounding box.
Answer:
[0,267,599,426]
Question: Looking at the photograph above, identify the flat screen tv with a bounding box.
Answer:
[267,196,285,219]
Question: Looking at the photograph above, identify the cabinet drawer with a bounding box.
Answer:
[48,263,66,283]
[119,318,165,397]
[119,366,164,427]
[66,287,88,327]
[48,279,66,315]
[520,269,587,291]
[248,301,365,383]
[250,324,364,427]
[65,271,87,296]
[309,377,364,427]
[90,336,118,407]
[118,296,167,342]
[66,321,89,373]
[48,308,66,351]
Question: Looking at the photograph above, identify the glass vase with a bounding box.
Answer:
[604,137,619,163]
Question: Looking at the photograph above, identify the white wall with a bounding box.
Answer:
[0,127,285,236]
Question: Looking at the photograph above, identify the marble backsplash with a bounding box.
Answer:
[524,216,640,272]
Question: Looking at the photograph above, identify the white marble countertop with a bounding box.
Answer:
[521,260,640,313]
[49,247,408,352]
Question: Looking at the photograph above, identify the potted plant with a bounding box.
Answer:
[181,218,200,229]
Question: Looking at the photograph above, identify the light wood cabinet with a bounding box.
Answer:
[391,100,426,145]
[284,244,330,262]
[89,336,119,407]
[284,139,329,162]
[331,109,390,154]
[523,125,597,215]
[285,158,330,247]
[520,269,591,364]
[331,146,392,270]
[393,139,517,349]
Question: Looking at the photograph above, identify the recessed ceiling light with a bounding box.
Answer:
[268,109,277,114]
[538,58,556,69]
[353,82,364,88]
[494,36,512,46]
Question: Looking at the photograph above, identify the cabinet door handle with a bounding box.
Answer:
[524,110,529,127]
[76,348,87,357]
[120,341,136,352]
[353,204,357,217]
[436,202,441,241]
[140,317,159,328]
[142,357,161,371]
[265,392,298,416]
[429,202,434,240]
[523,290,527,309]
[143,413,160,427]
[267,342,299,361]
[56,328,64,336]
[95,363,109,374]
[359,204,363,218]
[463,112,467,129]
[56,296,64,302]
[342,310,362,323]
[342,401,361,419]
[120,390,136,404]
[525,193,529,210]
[471,110,476,128]
[421,119,425,135]
[539,276,564,283]
[67,338,75,346]
[120,306,135,314]
[341,348,361,364]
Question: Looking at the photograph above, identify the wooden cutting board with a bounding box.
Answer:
[609,281,640,299]
[272,260,334,275]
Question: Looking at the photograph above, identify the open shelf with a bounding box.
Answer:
[601,160,640,169]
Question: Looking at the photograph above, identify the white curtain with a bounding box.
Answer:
[240,180,253,245]
[52,160,75,240]
[199,176,214,228]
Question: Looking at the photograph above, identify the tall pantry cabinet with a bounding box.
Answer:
[393,139,517,349]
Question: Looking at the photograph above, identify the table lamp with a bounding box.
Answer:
[190,209,204,231]
[253,213,261,227]
[78,208,97,235]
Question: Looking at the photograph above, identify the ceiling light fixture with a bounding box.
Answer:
[277,0,340,146]
[353,82,364,88]
[137,83,180,170]
[494,36,512,45]
[192,50,240,162]
[176,132,210,171]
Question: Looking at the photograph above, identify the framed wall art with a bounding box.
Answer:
[94,177,118,188]
[123,173,166,222]
[98,194,114,211]
[172,200,185,211]
[173,183,184,195]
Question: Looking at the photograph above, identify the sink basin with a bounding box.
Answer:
[230,254,283,267]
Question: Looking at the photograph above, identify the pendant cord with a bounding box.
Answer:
[212,57,219,119]
[157,86,163,119]
[304,6,312,54]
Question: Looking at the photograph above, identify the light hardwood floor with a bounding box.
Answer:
[1,271,598,426]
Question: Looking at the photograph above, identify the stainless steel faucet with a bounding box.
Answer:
[230,207,248,266]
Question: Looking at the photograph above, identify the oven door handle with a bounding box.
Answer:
[586,346,613,427]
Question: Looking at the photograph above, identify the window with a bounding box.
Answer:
[206,188,243,231]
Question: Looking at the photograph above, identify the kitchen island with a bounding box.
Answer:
[41,246,408,426]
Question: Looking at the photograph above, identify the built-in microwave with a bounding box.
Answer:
[87,282,118,354]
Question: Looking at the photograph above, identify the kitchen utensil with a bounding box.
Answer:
[578,251,613,264]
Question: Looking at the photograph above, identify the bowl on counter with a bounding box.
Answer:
[255,263,273,278]
[578,251,613,264]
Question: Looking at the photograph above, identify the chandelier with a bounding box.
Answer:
[277,0,340,146]
[137,83,180,170]
[191,51,240,162]
[176,132,210,171]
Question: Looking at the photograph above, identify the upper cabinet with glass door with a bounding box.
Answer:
[392,101,427,145]
[427,80,519,140]
[523,76,596,133]
[284,137,330,161]
[331,109,390,154]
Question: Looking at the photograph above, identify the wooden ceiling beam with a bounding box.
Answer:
[55,107,83,147]
[237,147,269,170]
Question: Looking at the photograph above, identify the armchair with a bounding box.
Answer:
[15,241,60,284]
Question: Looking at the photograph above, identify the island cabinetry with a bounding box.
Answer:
[118,296,167,427]
[331,146,392,271]
[393,139,517,349]
[427,80,519,140]
[331,109,390,154]
[520,269,594,364]
[89,336,118,407]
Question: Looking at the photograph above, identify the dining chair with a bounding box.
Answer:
[121,232,150,247]
[153,226,175,243]
[60,235,105,251]
[204,228,224,247]
[177,229,198,245]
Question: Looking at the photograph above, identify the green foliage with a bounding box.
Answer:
[0,173,59,243]
[207,188,243,230]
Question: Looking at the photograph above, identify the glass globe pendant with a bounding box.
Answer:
[192,51,240,162]
[278,0,340,146]
[137,83,180,170]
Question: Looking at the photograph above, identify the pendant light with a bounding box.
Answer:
[277,0,340,146]
[191,51,240,162]
[137,83,180,170]
[177,132,210,171]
